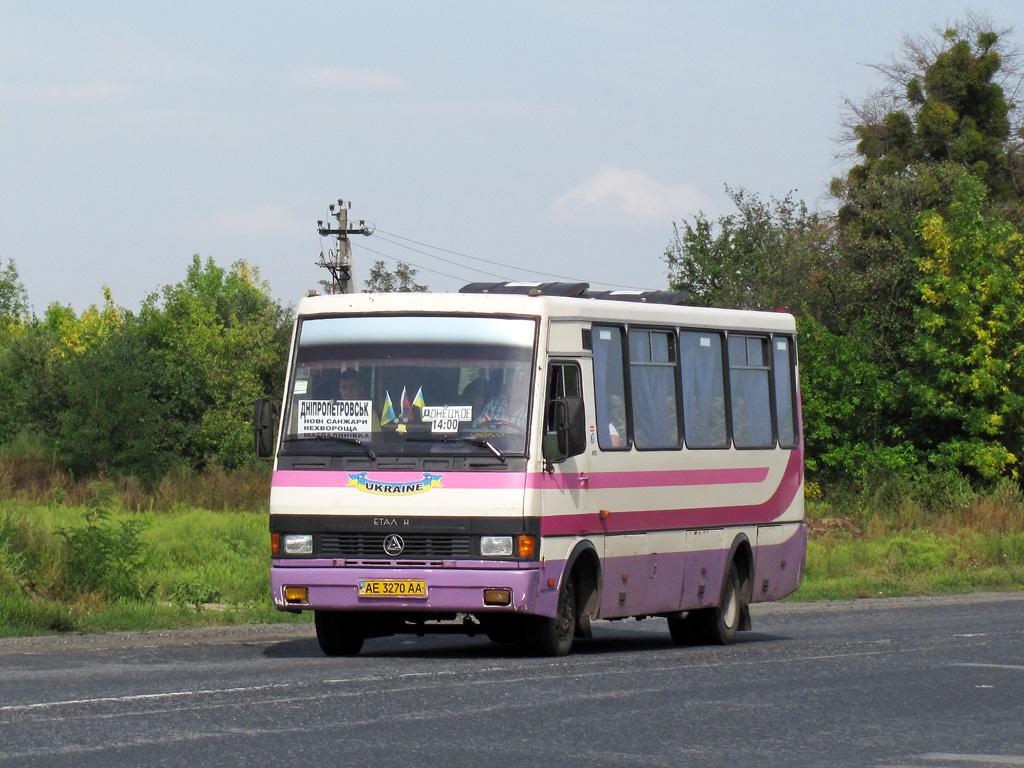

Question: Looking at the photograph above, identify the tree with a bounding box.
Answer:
[798,316,919,482]
[839,14,1024,201]
[56,305,173,480]
[363,260,428,293]
[831,18,1024,364]
[0,257,29,329]
[138,256,293,469]
[665,187,838,319]
[0,303,78,449]
[823,19,1024,486]
[0,258,31,443]
[0,255,293,478]
[909,175,1024,481]
[665,19,1024,488]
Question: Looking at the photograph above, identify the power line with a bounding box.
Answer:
[353,242,474,284]
[374,228,576,281]
[372,228,650,290]
[371,233,513,281]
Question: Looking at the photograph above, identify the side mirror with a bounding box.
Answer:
[253,398,275,459]
[543,396,587,463]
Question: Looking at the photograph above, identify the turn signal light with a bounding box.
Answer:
[517,535,536,559]
[483,588,512,606]
[284,586,308,603]
[271,532,280,556]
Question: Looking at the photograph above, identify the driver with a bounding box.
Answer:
[336,370,368,400]
[473,370,528,430]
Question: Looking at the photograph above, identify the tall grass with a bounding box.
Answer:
[0,442,294,637]
[0,492,307,638]
[795,473,1024,600]
[0,435,271,511]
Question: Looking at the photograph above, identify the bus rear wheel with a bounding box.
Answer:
[668,561,742,646]
[314,610,365,656]
[526,577,577,656]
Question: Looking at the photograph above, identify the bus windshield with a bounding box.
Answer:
[281,314,537,457]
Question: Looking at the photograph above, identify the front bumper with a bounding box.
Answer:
[271,560,553,615]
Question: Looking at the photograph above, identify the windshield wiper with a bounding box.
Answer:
[285,435,377,460]
[407,435,505,462]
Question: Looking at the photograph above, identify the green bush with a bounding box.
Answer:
[170,576,223,612]
[56,484,152,601]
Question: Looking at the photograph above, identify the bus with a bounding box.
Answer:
[254,281,806,656]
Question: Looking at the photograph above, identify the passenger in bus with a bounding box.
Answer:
[607,422,622,447]
[607,395,626,447]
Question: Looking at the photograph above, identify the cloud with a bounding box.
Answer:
[551,167,709,226]
[291,67,407,94]
[0,79,128,105]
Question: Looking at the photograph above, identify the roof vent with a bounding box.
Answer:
[584,289,690,305]
[460,281,590,297]
[459,282,690,305]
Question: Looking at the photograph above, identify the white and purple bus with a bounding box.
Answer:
[254,281,806,656]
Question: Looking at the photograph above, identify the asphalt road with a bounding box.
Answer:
[1,592,1022,768]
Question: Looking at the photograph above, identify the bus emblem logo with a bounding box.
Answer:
[383,534,405,556]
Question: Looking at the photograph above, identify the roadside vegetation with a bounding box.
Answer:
[3,15,1024,637]
[0,466,309,638]
[797,478,1024,601]
[2,452,1023,637]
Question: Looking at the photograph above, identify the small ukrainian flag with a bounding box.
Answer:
[380,391,397,426]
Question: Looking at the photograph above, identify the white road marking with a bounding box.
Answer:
[950,663,1024,672]
[917,754,1024,765]
[0,683,294,712]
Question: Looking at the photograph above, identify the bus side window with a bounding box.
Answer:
[728,334,774,449]
[592,326,629,450]
[773,336,798,448]
[545,362,586,461]
[679,331,728,448]
[629,329,680,450]
[546,362,581,401]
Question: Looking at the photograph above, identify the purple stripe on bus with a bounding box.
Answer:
[271,463,776,491]
[271,469,527,490]
[525,465,770,490]
[540,449,803,536]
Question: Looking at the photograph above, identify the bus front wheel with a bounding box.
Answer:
[314,610,365,656]
[526,577,577,656]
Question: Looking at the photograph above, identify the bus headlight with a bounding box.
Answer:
[480,536,514,557]
[283,534,313,555]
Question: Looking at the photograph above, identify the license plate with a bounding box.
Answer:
[358,580,427,598]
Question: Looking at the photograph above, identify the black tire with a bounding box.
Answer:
[525,577,577,656]
[314,610,365,656]
[666,612,696,645]
[669,562,742,646]
[481,615,523,644]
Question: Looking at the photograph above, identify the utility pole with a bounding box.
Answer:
[316,199,370,294]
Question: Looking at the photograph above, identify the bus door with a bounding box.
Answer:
[542,357,614,621]
[543,359,591,518]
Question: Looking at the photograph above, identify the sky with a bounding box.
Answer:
[1,1,1021,314]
